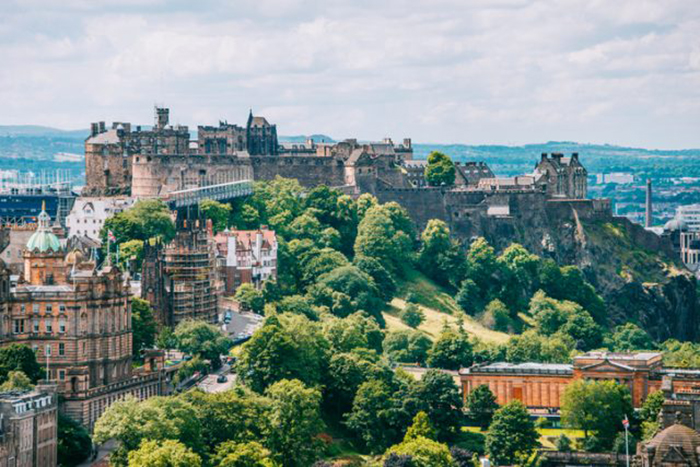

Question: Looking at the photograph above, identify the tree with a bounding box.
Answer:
[183,387,270,450]
[323,312,384,354]
[480,299,512,332]
[200,199,232,233]
[93,396,203,467]
[496,244,540,312]
[386,435,453,467]
[465,238,499,301]
[555,434,572,452]
[639,390,665,424]
[424,151,456,187]
[102,199,175,245]
[0,371,33,391]
[236,315,329,392]
[235,283,265,314]
[466,385,499,430]
[613,432,637,455]
[310,265,385,324]
[212,441,278,467]
[418,219,465,286]
[0,343,42,384]
[276,295,318,321]
[456,279,481,316]
[404,411,437,441]
[301,248,349,287]
[127,439,202,467]
[485,400,539,466]
[326,349,391,415]
[408,369,464,441]
[609,323,655,352]
[561,379,633,448]
[354,255,397,301]
[529,291,602,351]
[427,330,473,370]
[132,298,157,359]
[401,304,425,329]
[174,319,232,369]
[354,204,414,276]
[57,413,92,467]
[505,330,573,364]
[384,330,432,365]
[119,239,144,271]
[265,379,325,467]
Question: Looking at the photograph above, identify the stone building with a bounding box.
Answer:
[65,197,135,241]
[246,112,278,156]
[0,385,57,467]
[534,152,588,199]
[460,352,700,412]
[198,121,247,155]
[0,207,172,428]
[141,213,219,326]
[214,228,277,295]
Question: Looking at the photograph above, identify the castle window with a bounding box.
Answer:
[33,304,39,314]
[13,319,24,334]
[59,304,66,314]
[33,320,39,333]
[59,343,65,356]
[59,320,66,333]
[45,319,53,333]
[46,304,53,314]
[58,370,65,380]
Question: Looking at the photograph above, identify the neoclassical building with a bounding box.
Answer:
[0,207,172,428]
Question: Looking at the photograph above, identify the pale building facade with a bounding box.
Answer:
[66,197,135,240]
[214,229,277,294]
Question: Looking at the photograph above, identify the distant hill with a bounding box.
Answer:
[0,125,88,138]
[279,134,336,143]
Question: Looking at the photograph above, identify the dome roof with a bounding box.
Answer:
[648,422,700,465]
[26,203,61,254]
[26,230,62,253]
[665,218,689,232]
[65,249,85,265]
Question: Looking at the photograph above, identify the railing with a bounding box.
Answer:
[165,179,253,208]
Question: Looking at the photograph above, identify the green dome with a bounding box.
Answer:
[26,230,62,253]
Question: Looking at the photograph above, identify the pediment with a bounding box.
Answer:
[579,360,635,372]
[661,445,690,463]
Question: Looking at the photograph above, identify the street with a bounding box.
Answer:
[196,363,237,393]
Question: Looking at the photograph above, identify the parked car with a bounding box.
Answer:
[216,374,228,383]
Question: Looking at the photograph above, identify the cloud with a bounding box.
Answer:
[0,0,699,148]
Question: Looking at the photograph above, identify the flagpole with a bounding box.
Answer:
[624,415,630,467]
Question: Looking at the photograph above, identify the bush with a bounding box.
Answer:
[555,434,572,452]
[401,304,425,329]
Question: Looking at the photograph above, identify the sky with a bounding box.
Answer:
[1,0,699,149]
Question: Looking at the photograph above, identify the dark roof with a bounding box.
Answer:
[460,362,573,376]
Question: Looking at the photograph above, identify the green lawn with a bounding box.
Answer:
[386,269,509,344]
[464,426,585,450]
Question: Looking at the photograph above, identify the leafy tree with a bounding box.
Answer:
[354,255,397,301]
[466,385,499,430]
[407,369,464,441]
[246,177,305,237]
[230,203,261,230]
[418,219,465,286]
[0,343,42,384]
[660,339,700,368]
[613,432,637,455]
[456,279,481,316]
[102,199,175,245]
[485,400,539,466]
[465,238,499,302]
[0,371,33,391]
[355,204,414,276]
[561,379,633,447]
[93,396,203,467]
[530,291,602,350]
[235,283,265,314]
[555,434,572,452]
[174,319,232,369]
[639,390,665,424]
[424,151,456,187]
[386,435,453,467]
[237,315,328,393]
[57,413,91,467]
[276,295,318,321]
[172,356,208,386]
[265,379,325,467]
[538,262,605,324]
[384,330,432,365]
[496,244,540,312]
[200,199,232,233]
[323,312,384,354]
[132,298,157,358]
[529,290,568,336]
[301,248,349,286]
[310,265,384,324]
[289,212,324,241]
[609,323,655,352]
[212,441,278,467]
[427,330,473,370]
[326,349,391,415]
[156,327,177,350]
[480,299,512,332]
[505,330,573,364]
[119,239,144,271]
[127,439,202,467]
[404,411,437,441]
[401,304,425,328]
[357,193,378,219]
[183,387,270,451]
[346,378,407,453]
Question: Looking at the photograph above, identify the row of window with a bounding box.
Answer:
[19,303,67,314]
[14,319,67,334]
[32,343,65,356]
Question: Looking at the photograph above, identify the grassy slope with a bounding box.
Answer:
[383,269,509,344]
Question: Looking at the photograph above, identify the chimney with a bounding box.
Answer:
[552,152,563,161]
[646,178,653,228]
[541,153,548,162]
[98,121,106,133]
[90,123,99,137]
[403,138,412,149]
[571,152,579,161]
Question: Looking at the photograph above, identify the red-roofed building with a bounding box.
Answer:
[215,228,277,294]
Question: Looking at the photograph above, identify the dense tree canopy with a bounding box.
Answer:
[128,439,202,467]
[485,400,539,466]
[426,329,473,370]
[0,343,42,384]
[200,199,232,233]
[57,413,91,467]
[132,298,157,359]
[424,151,456,187]
[102,199,176,245]
[466,384,499,430]
[174,319,232,369]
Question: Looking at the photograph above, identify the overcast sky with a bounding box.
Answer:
[2,0,699,148]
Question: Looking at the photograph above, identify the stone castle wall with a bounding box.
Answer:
[250,155,346,187]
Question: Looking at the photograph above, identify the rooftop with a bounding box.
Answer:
[575,351,662,361]
[460,362,573,376]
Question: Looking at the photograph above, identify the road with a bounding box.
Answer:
[196,363,237,393]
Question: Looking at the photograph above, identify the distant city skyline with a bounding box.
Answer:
[1,0,699,149]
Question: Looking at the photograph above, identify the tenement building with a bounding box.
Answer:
[0,385,57,467]
[460,352,700,411]
[214,228,278,294]
[0,207,172,428]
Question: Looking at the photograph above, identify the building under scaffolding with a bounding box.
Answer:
[142,210,220,327]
